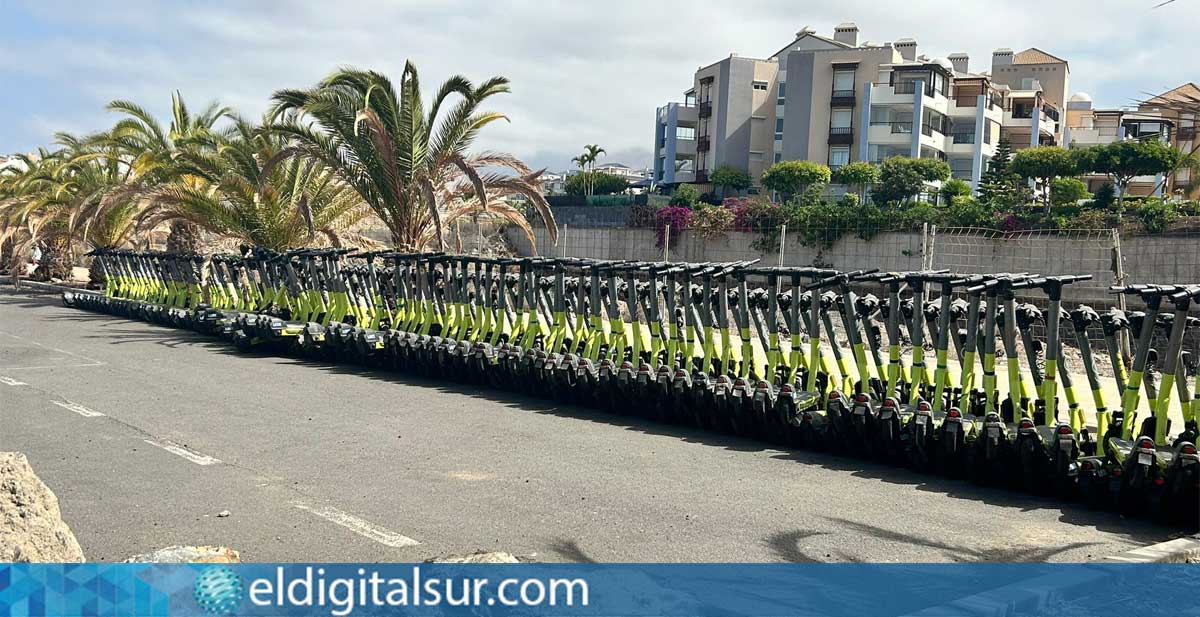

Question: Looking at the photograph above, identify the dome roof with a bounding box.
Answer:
[932,57,955,71]
[1069,92,1093,103]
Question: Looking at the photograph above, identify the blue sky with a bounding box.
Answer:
[2,0,1197,172]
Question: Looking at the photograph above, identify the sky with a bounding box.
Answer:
[1,0,1197,172]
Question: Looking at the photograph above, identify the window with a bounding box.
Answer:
[674,158,694,173]
[684,91,696,107]
[777,82,786,105]
[829,146,850,169]
[676,126,696,140]
[831,109,853,129]
[774,153,782,163]
[833,69,855,92]
[750,151,765,161]
[752,81,769,91]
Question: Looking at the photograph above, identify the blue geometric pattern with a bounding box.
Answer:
[2,563,1198,616]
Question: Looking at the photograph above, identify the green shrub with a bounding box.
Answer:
[939,179,972,204]
[900,201,940,226]
[761,160,831,202]
[945,196,995,227]
[1135,199,1179,234]
[1091,183,1116,211]
[565,171,628,196]
[1050,177,1090,208]
[690,204,735,238]
[669,184,700,208]
[1059,209,1112,230]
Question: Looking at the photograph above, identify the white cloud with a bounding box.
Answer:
[3,0,1198,169]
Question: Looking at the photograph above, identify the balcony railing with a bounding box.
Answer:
[1042,105,1060,122]
[830,90,856,106]
[828,126,854,145]
[1178,126,1197,140]
[894,81,918,95]
[696,137,710,152]
[698,101,712,118]
[871,121,913,134]
[694,170,709,183]
[952,133,976,144]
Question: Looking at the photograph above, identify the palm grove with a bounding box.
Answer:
[0,65,557,281]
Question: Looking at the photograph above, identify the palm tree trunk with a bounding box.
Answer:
[36,243,74,281]
[166,220,202,252]
[87,255,107,288]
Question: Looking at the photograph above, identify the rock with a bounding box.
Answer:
[216,510,230,518]
[427,551,521,564]
[0,452,85,562]
[124,546,240,563]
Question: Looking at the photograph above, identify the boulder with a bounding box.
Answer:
[124,546,240,563]
[427,551,522,564]
[0,452,85,562]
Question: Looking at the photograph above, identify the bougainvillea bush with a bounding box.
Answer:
[655,206,693,249]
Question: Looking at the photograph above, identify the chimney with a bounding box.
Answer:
[948,53,969,74]
[895,38,918,61]
[992,48,1014,68]
[834,22,859,47]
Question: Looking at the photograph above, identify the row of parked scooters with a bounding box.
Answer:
[64,246,1199,528]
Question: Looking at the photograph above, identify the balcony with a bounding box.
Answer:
[870,121,913,134]
[828,126,854,145]
[830,90,856,107]
[952,133,976,144]
[696,136,710,152]
[894,81,918,95]
[698,101,712,118]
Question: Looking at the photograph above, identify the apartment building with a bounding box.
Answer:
[652,23,1067,194]
[1065,83,1199,198]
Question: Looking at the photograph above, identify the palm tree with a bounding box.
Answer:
[100,92,233,251]
[141,118,373,251]
[571,153,592,197]
[583,144,606,196]
[269,64,556,250]
[0,144,112,281]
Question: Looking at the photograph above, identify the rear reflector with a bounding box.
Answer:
[947,409,961,418]
[1058,425,1073,435]
[1182,444,1198,455]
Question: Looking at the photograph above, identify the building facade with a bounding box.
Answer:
[652,23,1068,195]
[1065,83,1199,198]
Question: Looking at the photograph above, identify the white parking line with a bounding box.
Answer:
[0,376,27,386]
[293,503,420,548]
[143,439,222,466]
[50,400,105,418]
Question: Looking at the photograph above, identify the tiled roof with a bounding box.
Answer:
[1147,83,1200,105]
[1013,48,1067,65]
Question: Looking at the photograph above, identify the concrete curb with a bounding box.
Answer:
[7,280,99,296]
[1097,535,1200,563]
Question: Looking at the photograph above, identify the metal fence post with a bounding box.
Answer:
[921,223,938,270]
[561,224,567,259]
[1111,228,1131,362]
[778,224,787,267]
[663,224,671,262]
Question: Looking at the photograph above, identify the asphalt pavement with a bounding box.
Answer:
[0,288,1181,562]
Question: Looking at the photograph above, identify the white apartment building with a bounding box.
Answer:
[653,23,1067,194]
